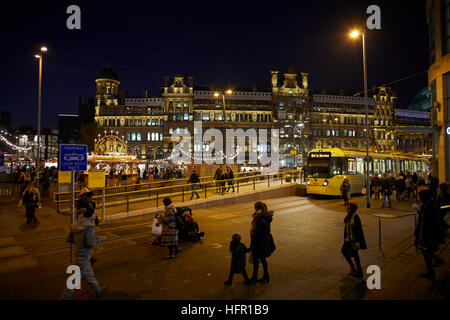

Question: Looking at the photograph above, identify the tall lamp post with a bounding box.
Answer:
[34,46,48,187]
[350,30,371,208]
[214,89,233,121]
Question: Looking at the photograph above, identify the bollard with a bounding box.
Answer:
[204,183,207,198]
[268,174,270,187]
[253,177,256,190]
[102,188,105,221]
[156,191,159,207]
[182,186,184,202]
[126,195,129,213]
[237,180,240,193]
[281,173,283,185]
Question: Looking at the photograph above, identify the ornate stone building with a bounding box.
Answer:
[93,66,433,167]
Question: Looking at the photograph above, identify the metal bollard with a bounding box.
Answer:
[182,186,184,202]
[126,195,129,212]
[156,191,159,207]
[237,180,240,193]
[253,177,256,190]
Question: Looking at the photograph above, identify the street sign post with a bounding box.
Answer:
[59,144,87,263]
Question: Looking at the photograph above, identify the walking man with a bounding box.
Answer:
[188,168,200,200]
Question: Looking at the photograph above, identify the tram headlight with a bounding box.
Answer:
[306,180,310,185]
[323,180,329,186]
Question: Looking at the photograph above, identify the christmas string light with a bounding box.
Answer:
[0,132,31,152]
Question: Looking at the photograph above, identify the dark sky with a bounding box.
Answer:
[0,0,429,129]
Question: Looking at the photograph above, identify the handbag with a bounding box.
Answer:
[152,217,162,236]
[18,199,23,208]
[269,233,276,254]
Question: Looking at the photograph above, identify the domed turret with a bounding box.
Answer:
[95,66,120,107]
[96,67,119,81]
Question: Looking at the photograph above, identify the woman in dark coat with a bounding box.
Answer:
[340,179,351,206]
[341,203,367,278]
[415,190,446,280]
[158,197,180,259]
[250,202,275,284]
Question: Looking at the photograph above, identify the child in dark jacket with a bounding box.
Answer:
[224,234,251,286]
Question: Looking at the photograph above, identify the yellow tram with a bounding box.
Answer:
[305,148,430,196]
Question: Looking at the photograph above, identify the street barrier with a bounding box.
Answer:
[373,212,418,258]
[54,169,301,217]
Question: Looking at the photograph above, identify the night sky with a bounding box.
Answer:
[0,0,429,129]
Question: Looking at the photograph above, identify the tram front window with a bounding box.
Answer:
[307,152,332,178]
[308,165,330,178]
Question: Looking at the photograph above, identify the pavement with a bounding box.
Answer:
[0,190,449,300]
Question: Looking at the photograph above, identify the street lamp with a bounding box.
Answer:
[214,90,233,121]
[34,46,48,187]
[349,29,371,208]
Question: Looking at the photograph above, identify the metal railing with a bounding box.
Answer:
[55,169,301,219]
[373,204,449,258]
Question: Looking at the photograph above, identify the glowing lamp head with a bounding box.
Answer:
[34,54,41,59]
[40,46,48,52]
[214,92,220,97]
[349,30,361,38]
[226,89,233,95]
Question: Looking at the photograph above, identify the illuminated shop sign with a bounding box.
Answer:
[447,127,450,135]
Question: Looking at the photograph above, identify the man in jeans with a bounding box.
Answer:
[188,168,200,200]
[61,200,107,299]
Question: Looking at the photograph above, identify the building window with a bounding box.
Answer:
[126,132,130,141]
[169,101,174,109]
[184,101,189,108]
[176,113,181,121]
[131,133,136,141]
[202,113,210,121]
[184,113,189,120]
[176,101,181,108]
[169,127,173,135]
[445,73,450,121]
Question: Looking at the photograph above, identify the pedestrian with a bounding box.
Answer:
[395,176,406,201]
[437,183,449,235]
[430,176,439,199]
[341,202,367,278]
[61,200,107,299]
[188,168,200,200]
[226,167,235,193]
[214,167,223,193]
[414,190,446,281]
[381,177,392,209]
[21,181,40,224]
[405,176,414,200]
[249,201,275,284]
[224,233,251,286]
[158,197,180,259]
[340,178,351,206]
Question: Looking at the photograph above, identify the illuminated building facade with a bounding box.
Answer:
[94,67,433,167]
[427,0,450,182]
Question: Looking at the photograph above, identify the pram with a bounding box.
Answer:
[175,207,205,242]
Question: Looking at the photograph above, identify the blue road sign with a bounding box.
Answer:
[60,144,87,172]
[0,154,4,166]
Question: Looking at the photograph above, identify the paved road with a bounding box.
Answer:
[0,192,448,300]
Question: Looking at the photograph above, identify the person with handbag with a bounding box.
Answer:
[341,203,367,278]
[21,181,40,224]
[158,197,180,259]
[249,201,275,284]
